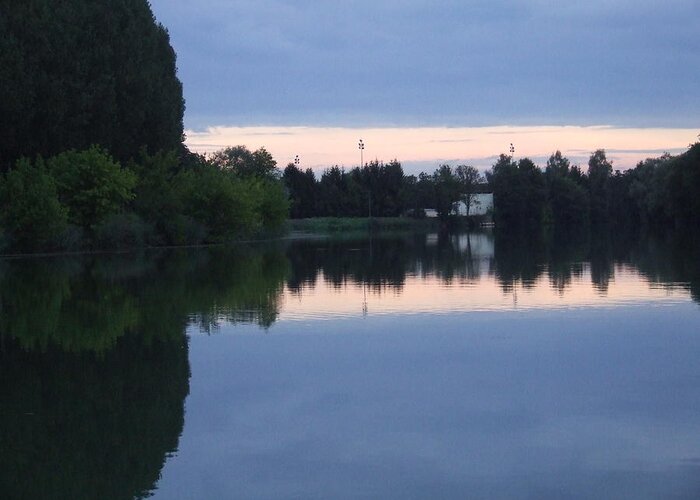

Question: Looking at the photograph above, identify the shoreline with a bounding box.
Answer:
[0,217,488,259]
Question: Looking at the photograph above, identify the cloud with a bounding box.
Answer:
[185,124,697,175]
[150,0,700,129]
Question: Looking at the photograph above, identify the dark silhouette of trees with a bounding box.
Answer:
[0,0,184,169]
[283,164,318,218]
[545,151,589,228]
[455,165,484,216]
[487,155,546,227]
[587,149,614,223]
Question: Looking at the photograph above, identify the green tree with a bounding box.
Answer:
[249,178,290,231]
[455,165,483,216]
[0,0,184,168]
[0,158,68,250]
[211,146,280,179]
[544,151,590,228]
[48,147,137,230]
[587,149,613,223]
[283,163,318,218]
[130,150,187,243]
[432,164,461,220]
[487,155,546,227]
[174,165,256,241]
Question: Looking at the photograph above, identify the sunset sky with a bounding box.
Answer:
[149,0,699,174]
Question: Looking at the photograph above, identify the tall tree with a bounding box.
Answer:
[211,146,280,180]
[0,0,184,169]
[587,149,613,223]
[432,165,461,220]
[455,165,483,216]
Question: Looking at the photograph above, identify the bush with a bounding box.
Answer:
[0,158,68,251]
[94,213,155,249]
[174,166,258,242]
[48,146,137,230]
[162,215,207,246]
[248,177,290,231]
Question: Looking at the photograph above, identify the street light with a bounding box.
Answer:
[358,139,371,219]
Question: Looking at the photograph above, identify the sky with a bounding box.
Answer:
[149,0,699,174]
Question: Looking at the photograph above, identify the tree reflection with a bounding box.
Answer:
[492,228,547,292]
[284,232,492,294]
[629,232,700,303]
[0,229,699,498]
[0,246,291,498]
[0,332,189,500]
[283,229,700,307]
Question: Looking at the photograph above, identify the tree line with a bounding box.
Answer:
[0,1,289,253]
[283,160,486,220]
[0,146,288,253]
[283,142,700,235]
[487,143,700,232]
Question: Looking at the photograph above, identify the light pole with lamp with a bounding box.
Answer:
[359,139,371,219]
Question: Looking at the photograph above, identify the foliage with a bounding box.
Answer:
[0,0,184,169]
[48,147,137,231]
[129,150,187,244]
[545,151,590,228]
[0,158,68,250]
[455,165,484,215]
[210,146,280,180]
[487,155,546,227]
[587,149,614,223]
[94,213,154,249]
[432,164,462,220]
[174,164,257,241]
[283,163,318,218]
[249,177,290,231]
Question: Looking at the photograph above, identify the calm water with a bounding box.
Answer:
[2,231,700,499]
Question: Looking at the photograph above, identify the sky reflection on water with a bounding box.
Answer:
[164,306,700,499]
[155,231,700,499]
[2,230,700,499]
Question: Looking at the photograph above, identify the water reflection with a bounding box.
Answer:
[1,231,699,498]
[0,329,189,499]
[0,247,288,499]
[0,231,698,341]
[279,231,699,321]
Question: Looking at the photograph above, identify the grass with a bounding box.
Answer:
[286,217,439,235]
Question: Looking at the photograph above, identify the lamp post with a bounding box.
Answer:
[359,139,371,219]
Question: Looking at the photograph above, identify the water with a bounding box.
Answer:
[1,231,700,499]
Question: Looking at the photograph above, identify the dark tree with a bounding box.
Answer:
[0,0,184,169]
[545,151,590,228]
[283,163,318,218]
[455,164,483,216]
[432,164,461,220]
[211,146,280,180]
[587,149,613,223]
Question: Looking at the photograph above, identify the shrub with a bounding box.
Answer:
[0,158,68,251]
[48,146,137,230]
[94,213,155,249]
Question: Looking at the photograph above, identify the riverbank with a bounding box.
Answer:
[286,217,439,234]
[0,217,493,257]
